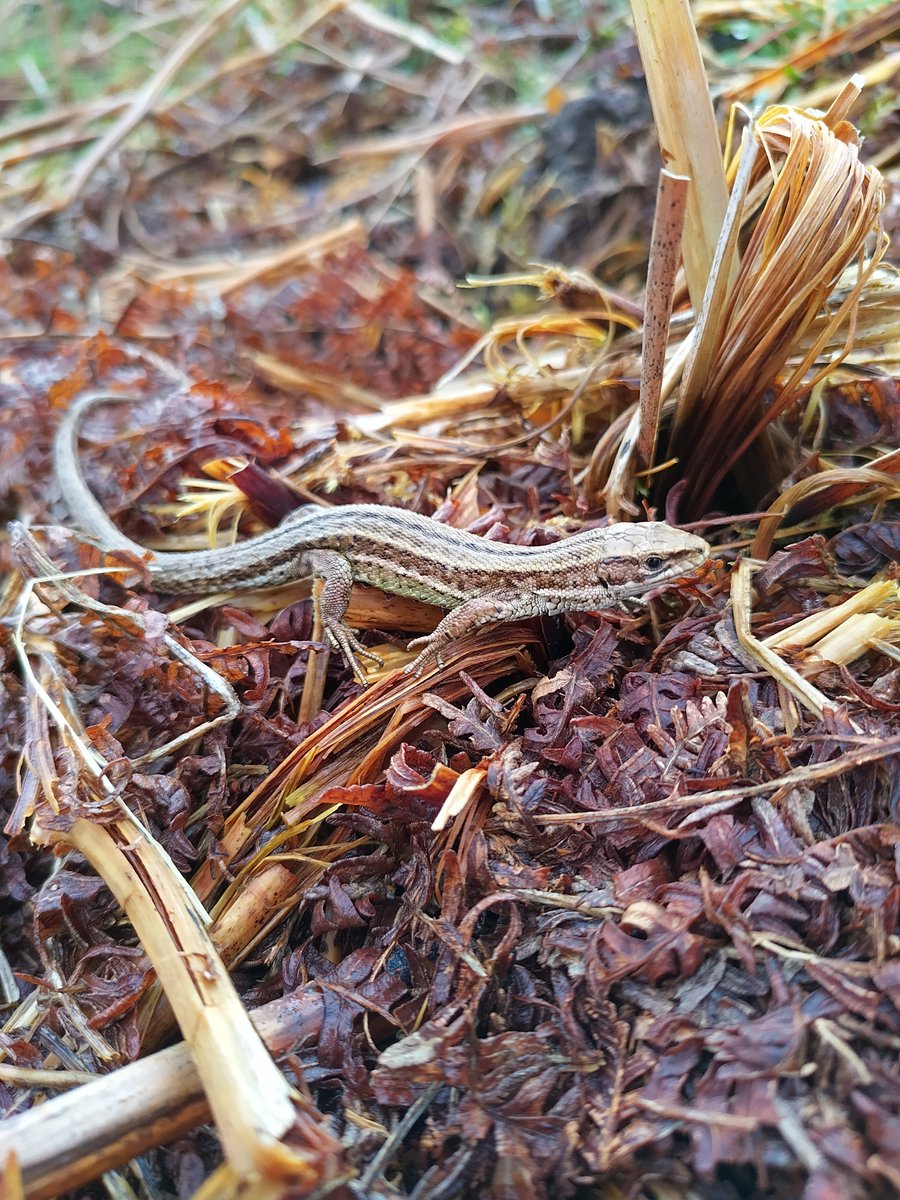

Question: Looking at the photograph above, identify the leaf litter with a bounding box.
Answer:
[0,3,899,1199]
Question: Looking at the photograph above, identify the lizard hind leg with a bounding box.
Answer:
[308,550,384,685]
[404,592,523,676]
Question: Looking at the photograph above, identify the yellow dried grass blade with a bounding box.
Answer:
[764,578,899,654]
[732,558,833,719]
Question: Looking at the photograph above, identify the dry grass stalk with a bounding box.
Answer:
[672,125,757,444]
[813,612,900,670]
[8,545,337,1194]
[250,349,388,412]
[161,0,346,113]
[217,221,367,298]
[6,0,257,237]
[807,267,900,365]
[333,104,546,162]
[340,303,634,444]
[719,2,900,103]
[804,49,900,116]
[139,625,541,1046]
[345,0,467,64]
[65,819,317,1194]
[0,987,328,1200]
[0,96,125,150]
[751,452,900,559]
[536,732,900,829]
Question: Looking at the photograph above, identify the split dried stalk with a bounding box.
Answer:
[66,819,315,1192]
[0,988,328,1200]
[731,557,835,720]
[675,92,887,514]
[672,125,757,443]
[764,578,900,674]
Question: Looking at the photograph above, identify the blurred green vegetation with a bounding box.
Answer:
[0,0,893,123]
[1,0,168,106]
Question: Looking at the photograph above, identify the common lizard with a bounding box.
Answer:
[53,393,710,683]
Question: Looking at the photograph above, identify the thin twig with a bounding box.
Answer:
[535,731,900,827]
[351,1083,441,1197]
[9,523,240,766]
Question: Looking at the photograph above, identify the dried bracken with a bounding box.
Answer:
[1,3,899,1200]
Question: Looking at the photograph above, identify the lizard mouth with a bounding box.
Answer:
[627,547,711,596]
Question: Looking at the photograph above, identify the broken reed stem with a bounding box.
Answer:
[604,200,694,516]
[0,988,327,1200]
[66,819,320,1192]
[9,537,339,1194]
[763,579,900,675]
[731,558,836,721]
[637,170,690,470]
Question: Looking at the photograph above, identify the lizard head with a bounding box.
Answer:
[599,522,710,595]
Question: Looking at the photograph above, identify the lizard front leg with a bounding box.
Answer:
[404,592,526,676]
[307,550,384,685]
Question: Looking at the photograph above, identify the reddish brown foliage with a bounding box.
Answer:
[2,6,900,1200]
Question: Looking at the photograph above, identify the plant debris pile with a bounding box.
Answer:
[1,4,899,1200]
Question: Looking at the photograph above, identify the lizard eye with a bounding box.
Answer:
[644,555,666,572]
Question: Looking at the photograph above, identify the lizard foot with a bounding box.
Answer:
[324,619,384,686]
[403,634,448,677]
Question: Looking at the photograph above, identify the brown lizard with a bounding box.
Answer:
[53,394,710,683]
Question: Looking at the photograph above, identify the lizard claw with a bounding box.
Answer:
[403,634,447,677]
[324,619,384,686]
